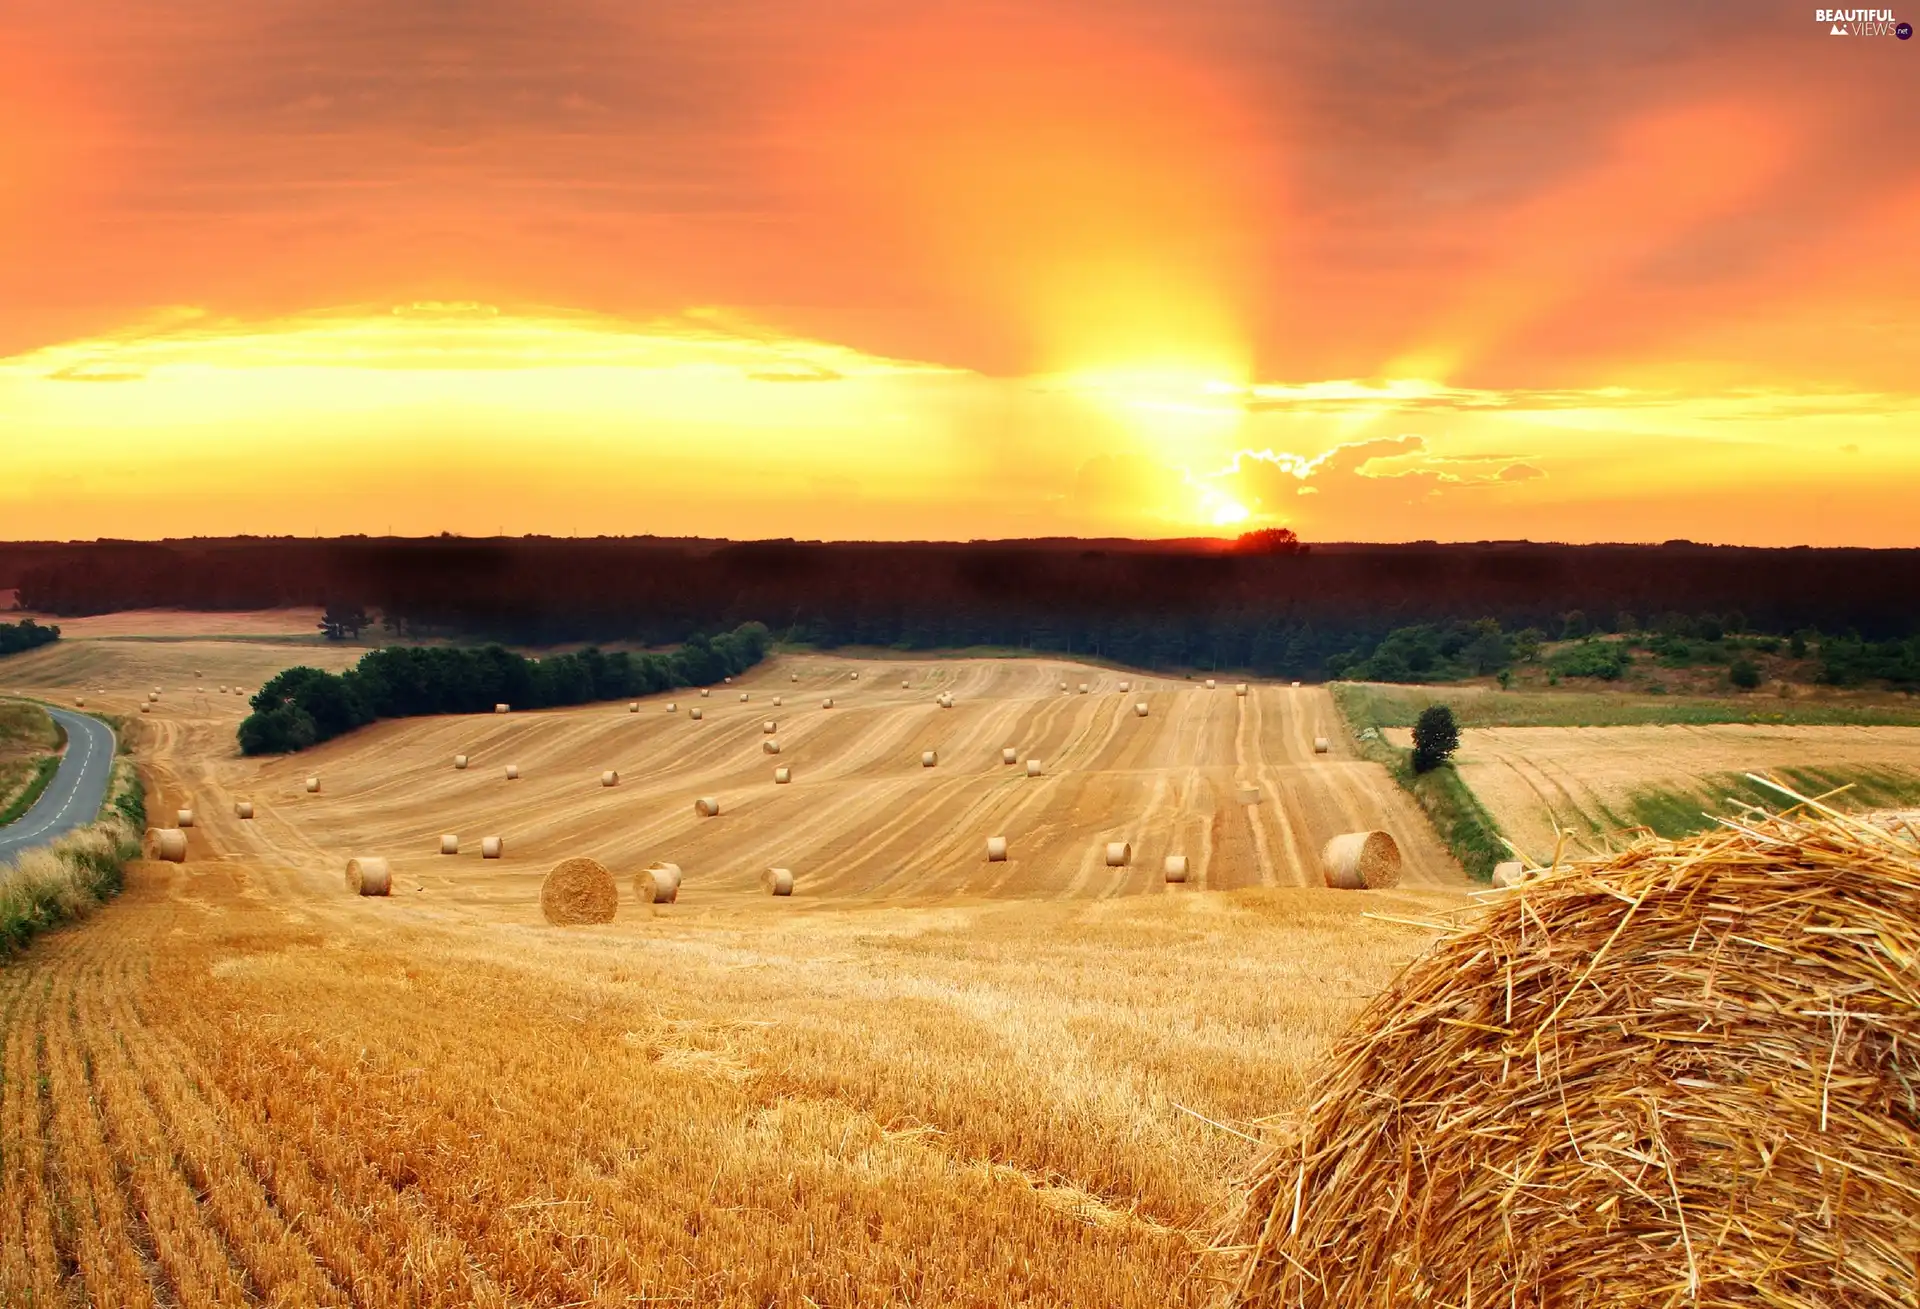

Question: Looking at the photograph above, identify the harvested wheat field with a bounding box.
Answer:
[0,648,1469,1306]
[1398,724,1920,858]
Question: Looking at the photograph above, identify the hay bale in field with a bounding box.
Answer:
[773,696,782,707]
[305,777,320,794]
[1205,678,1217,689]
[494,703,509,714]
[700,688,710,698]
[454,754,469,770]
[851,671,859,680]
[1026,758,1042,776]
[986,836,1008,862]
[695,796,720,817]
[1078,683,1089,694]
[482,836,503,859]
[763,739,780,755]
[821,697,834,708]
[690,707,703,720]
[148,691,160,703]
[647,861,683,896]
[629,702,639,713]
[439,834,459,854]
[1104,841,1131,867]
[938,693,954,708]
[667,702,677,712]
[740,692,750,702]
[903,679,911,689]
[176,808,194,828]
[1290,680,1301,687]
[763,719,777,733]
[505,764,520,780]
[1118,680,1130,692]
[635,865,679,904]
[774,766,791,784]
[1133,701,1150,718]
[145,828,187,863]
[792,672,799,681]
[1320,830,1401,889]
[74,696,84,707]
[1060,680,1069,691]
[601,770,619,787]
[1163,855,1188,883]
[1235,682,1249,696]
[724,676,732,684]
[140,704,151,714]
[1002,747,1018,764]
[1237,785,1260,805]
[1313,736,1331,753]
[541,857,617,925]
[1223,805,1920,1309]
[1491,859,1528,887]
[346,856,391,895]
[921,750,937,767]
[219,685,228,693]
[234,801,254,820]
[763,866,794,896]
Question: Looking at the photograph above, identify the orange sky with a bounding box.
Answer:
[2,0,1917,544]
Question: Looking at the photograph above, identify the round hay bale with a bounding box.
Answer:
[305,777,320,794]
[194,670,202,678]
[146,828,187,863]
[439,834,459,855]
[902,679,911,689]
[762,867,794,896]
[792,672,799,681]
[667,702,677,712]
[454,754,469,770]
[724,676,732,684]
[1313,736,1331,754]
[1078,683,1089,694]
[921,750,937,767]
[1026,758,1042,776]
[700,688,710,698]
[346,856,391,896]
[1491,859,1528,888]
[740,692,750,702]
[938,693,954,708]
[635,866,679,904]
[850,671,859,680]
[1163,855,1189,883]
[234,801,254,820]
[1290,680,1301,687]
[1134,701,1149,717]
[482,836,503,859]
[647,861,683,895]
[1118,680,1130,692]
[986,836,1008,862]
[690,707,703,720]
[505,764,520,780]
[629,702,639,713]
[763,720,777,733]
[1002,747,1018,765]
[74,696,84,707]
[1235,682,1249,696]
[1205,678,1217,690]
[695,796,720,817]
[1319,830,1402,890]
[140,704,151,714]
[1104,841,1131,867]
[219,685,228,693]
[763,740,780,755]
[1059,681,1068,691]
[821,697,834,708]
[148,691,160,703]
[601,770,619,787]
[1224,811,1920,1308]
[772,696,782,707]
[541,857,617,925]
[774,766,791,784]
[176,808,195,828]
[1237,784,1260,805]
[494,703,509,714]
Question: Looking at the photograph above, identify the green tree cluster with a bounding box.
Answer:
[0,618,60,657]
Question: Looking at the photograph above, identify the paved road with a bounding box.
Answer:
[0,705,117,865]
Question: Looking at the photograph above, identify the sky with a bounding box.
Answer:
[2,0,1916,544]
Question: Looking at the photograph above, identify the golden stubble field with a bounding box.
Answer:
[2,636,1467,1306]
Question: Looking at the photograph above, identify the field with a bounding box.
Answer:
[1,638,1466,1306]
[1338,680,1920,729]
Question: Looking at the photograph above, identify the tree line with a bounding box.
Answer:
[0,619,59,658]
[239,622,772,755]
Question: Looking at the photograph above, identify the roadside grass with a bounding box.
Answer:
[1330,684,1508,882]
[0,758,143,956]
[0,755,62,826]
[1625,766,1920,839]
[1339,682,1920,730]
[0,698,65,823]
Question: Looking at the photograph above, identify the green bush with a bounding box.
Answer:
[1411,704,1460,773]
[1729,658,1762,690]
[1548,642,1630,680]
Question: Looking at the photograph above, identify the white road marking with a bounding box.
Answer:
[0,709,115,856]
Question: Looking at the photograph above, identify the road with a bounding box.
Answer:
[0,705,117,864]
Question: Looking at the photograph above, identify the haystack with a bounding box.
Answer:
[724,676,732,684]
[1320,830,1401,889]
[541,857,617,925]
[636,865,679,904]
[346,856,391,895]
[773,696,782,707]
[1205,678,1217,689]
[774,766,791,784]
[667,702,677,712]
[763,740,780,755]
[145,828,187,863]
[1163,855,1188,883]
[629,702,639,713]
[439,834,459,854]
[234,801,254,820]
[140,704,151,714]
[1224,803,1920,1309]
[1290,680,1301,687]
[792,672,799,681]
[850,671,859,680]
[695,796,720,817]
[454,754,469,769]
[74,696,83,707]
[494,703,509,714]
[601,770,619,787]
[1237,785,1260,805]
[1491,859,1528,887]
[505,764,520,780]
[921,750,937,767]
[1027,758,1043,776]
[1104,841,1131,867]
[821,697,834,708]
[176,808,195,828]
[1135,702,1149,717]
[305,776,320,794]
[482,836,503,859]
[1118,680,1130,692]
[740,692,750,702]
[1078,683,1089,694]
[763,720,777,733]
[1236,683,1249,696]
[700,688,710,697]
[1312,736,1330,754]
[986,836,1008,862]
[646,861,684,897]
[1002,747,1018,765]
[690,707,703,720]
[903,679,912,689]
[762,867,794,896]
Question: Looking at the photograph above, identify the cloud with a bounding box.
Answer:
[1498,462,1544,481]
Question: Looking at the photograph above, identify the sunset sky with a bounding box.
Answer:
[2,1,1916,544]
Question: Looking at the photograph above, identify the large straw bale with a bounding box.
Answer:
[1235,682,1249,696]
[146,828,187,862]
[740,692,750,702]
[1163,855,1188,883]
[1078,683,1089,694]
[921,750,937,767]
[1237,784,1260,805]
[1118,680,1130,692]
[176,808,195,828]
[647,861,683,896]
[1206,678,1217,689]
[762,867,794,896]
[850,671,858,680]
[541,857,617,925]
[454,754,469,769]
[1312,736,1330,753]
[695,796,720,817]
[1224,802,1920,1309]
[1319,830,1401,889]
[1060,681,1069,691]
[763,720,777,733]
[690,707,703,720]
[505,764,520,780]
[494,703,509,714]
[667,702,677,712]
[234,801,254,820]
[439,834,459,854]
[724,676,732,684]
[305,776,320,793]
[903,679,911,689]
[481,836,503,859]
[140,704,151,714]
[792,672,799,681]
[773,696,782,706]
[701,688,710,697]
[821,697,834,708]
[774,766,791,784]
[986,836,1008,862]
[74,696,84,707]
[1002,747,1018,765]
[763,740,780,755]
[1135,701,1149,717]
[1026,758,1043,776]
[1290,680,1301,687]
[629,702,639,713]
[1104,841,1131,867]
[601,770,619,787]
[345,856,390,895]
[636,865,679,904]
